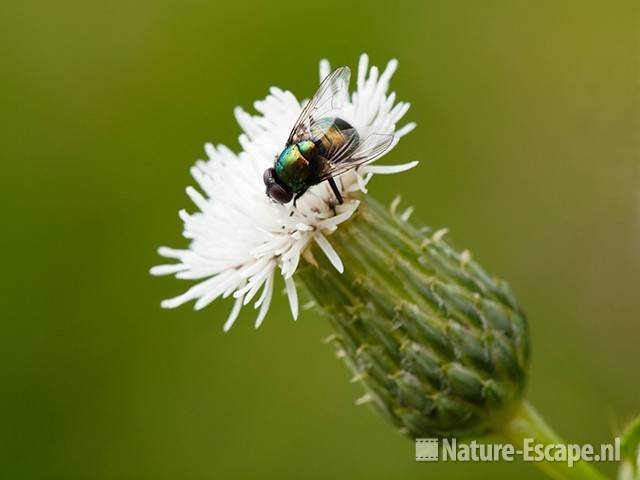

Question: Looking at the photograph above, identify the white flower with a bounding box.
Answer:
[151,54,417,331]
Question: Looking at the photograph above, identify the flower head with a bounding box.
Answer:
[151,54,416,330]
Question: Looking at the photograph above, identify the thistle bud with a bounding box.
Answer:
[298,196,530,438]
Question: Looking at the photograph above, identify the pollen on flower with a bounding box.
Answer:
[151,53,417,330]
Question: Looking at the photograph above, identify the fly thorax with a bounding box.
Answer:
[275,142,316,192]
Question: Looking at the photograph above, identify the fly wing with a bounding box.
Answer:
[314,132,394,182]
[287,66,351,145]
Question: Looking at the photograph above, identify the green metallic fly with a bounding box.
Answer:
[263,66,394,206]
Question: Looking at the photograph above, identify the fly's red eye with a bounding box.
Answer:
[263,168,275,187]
[267,183,293,204]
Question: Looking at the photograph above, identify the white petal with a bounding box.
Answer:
[319,59,331,82]
[316,201,359,230]
[254,273,274,328]
[363,161,419,175]
[355,172,369,193]
[149,264,189,276]
[357,54,369,91]
[284,276,299,320]
[395,122,416,137]
[223,294,244,332]
[157,246,187,259]
[314,233,344,273]
[160,276,220,309]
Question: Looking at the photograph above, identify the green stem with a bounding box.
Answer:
[501,401,608,480]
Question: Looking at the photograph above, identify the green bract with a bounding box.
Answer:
[298,196,530,438]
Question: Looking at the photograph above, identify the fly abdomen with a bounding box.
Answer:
[311,117,359,160]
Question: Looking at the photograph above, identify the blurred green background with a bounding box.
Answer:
[1,0,638,478]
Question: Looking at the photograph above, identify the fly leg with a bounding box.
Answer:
[293,187,308,208]
[327,177,343,205]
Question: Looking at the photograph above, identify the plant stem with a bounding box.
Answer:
[501,401,608,480]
